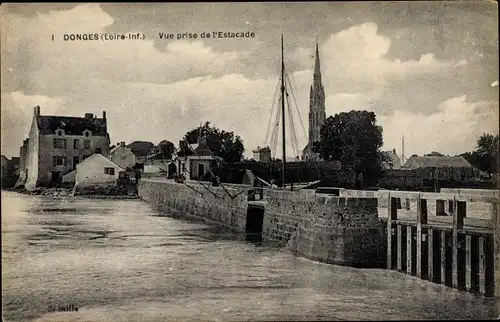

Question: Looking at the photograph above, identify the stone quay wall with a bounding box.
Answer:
[263,189,385,267]
[138,180,386,268]
[138,180,250,232]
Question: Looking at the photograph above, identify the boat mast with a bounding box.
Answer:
[281,34,286,188]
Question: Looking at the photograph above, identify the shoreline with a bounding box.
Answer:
[2,186,140,200]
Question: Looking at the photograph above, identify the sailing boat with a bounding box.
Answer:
[266,35,321,191]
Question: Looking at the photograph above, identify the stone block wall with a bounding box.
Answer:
[264,189,385,267]
[138,180,250,232]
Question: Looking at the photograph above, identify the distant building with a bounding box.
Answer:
[302,42,326,161]
[381,149,402,169]
[17,106,110,189]
[1,155,19,188]
[177,137,221,180]
[252,146,271,162]
[402,155,474,181]
[109,141,136,170]
[75,153,125,189]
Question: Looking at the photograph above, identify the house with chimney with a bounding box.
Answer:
[74,153,126,190]
[109,141,137,170]
[381,149,402,169]
[177,136,221,180]
[252,146,271,162]
[402,155,475,181]
[17,106,111,189]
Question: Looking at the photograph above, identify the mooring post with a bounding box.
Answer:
[440,230,447,285]
[387,193,398,270]
[428,228,434,282]
[494,201,499,298]
[452,198,466,289]
[397,224,403,271]
[479,236,487,296]
[416,194,428,278]
[465,235,473,292]
[407,224,413,275]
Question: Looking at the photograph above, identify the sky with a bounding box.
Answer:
[1,2,498,159]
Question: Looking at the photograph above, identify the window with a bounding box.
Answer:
[57,130,63,136]
[73,139,79,149]
[84,140,91,149]
[104,167,115,175]
[52,156,67,166]
[53,138,67,149]
[121,155,127,160]
[85,131,90,137]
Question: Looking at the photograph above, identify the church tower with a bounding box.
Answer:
[302,42,326,160]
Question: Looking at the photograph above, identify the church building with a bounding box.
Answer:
[301,42,326,161]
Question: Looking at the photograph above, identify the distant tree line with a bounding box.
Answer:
[460,133,499,174]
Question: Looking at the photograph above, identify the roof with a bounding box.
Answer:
[109,144,133,155]
[193,139,214,157]
[37,115,107,136]
[403,155,472,169]
[76,153,126,171]
[253,146,271,153]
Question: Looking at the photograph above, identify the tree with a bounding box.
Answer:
[312,110,385,187]
[156,140,176,159]
[181,121,245,162]
[127,141,154,157]
[461,133,499,174]
[425,151,444,156]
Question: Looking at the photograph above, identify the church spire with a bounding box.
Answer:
[314,42,321,79]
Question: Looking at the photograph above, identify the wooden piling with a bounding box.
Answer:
[416,195,428,278]
[465,235,472,292]
[447,200,454,215]
[452,199,466,289]
[407,225,413,275]
[397,224,403,271]
[386,195,398,270]
[440,230,447,285]
[428,228,434,282]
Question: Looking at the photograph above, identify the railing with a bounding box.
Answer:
[383,190,498,297]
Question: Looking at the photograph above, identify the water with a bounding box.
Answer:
[2,191,498,321]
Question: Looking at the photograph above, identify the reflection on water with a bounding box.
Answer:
[2,191,498,321]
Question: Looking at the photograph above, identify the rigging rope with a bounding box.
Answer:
[286,73,308,140]
[182,136,246,200]
[265,79,281,146]
[270,96,282,158]
[286,91,300,158]
[286,72,322,182]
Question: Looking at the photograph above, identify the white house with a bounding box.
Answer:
[75,153,126,188]
[109,141,136,170]
[177,137,221,180]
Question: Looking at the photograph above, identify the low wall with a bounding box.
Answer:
[264,189,385,267]
[138,180,250,231]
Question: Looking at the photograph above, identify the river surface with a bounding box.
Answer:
[2,191,498,321]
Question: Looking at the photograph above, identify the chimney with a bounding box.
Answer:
[33,105,40,116]
[102,110,106,119]
[84,113,93,119]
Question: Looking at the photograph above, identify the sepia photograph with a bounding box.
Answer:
[1,2,499,321]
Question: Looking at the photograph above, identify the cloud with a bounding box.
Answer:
[491,80,499,87]
[378,96,499,156]
[1,4,497,161]
[1,91,66,156]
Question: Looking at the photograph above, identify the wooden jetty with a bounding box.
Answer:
[382,191,498,297]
